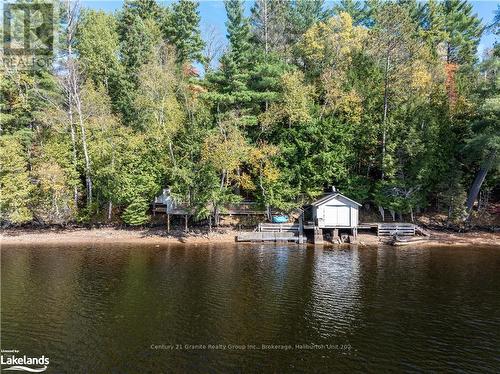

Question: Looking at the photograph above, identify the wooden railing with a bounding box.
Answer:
[225,202,266,215]
[377,223,415,236]
[153,201,265,216]
[258,223,301,232]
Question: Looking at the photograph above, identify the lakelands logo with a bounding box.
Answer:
[1,349,49,372]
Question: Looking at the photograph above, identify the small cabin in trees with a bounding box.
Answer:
[306,191,361,233]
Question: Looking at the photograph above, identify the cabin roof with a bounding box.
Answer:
[310,193,361,207]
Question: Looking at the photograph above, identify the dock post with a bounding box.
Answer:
[314,228,324,245]
[299,215,304,244]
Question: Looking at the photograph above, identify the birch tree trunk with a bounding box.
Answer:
[68,104,79,207]
[381,54,390,180]
[65,0,80,208]
[74,92,92,205]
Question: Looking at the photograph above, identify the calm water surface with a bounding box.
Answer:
[1,243,499,373]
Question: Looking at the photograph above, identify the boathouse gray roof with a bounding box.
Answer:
[310,193,362,207]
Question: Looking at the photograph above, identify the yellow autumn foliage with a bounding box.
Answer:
[260,71,314,128]
[300,12,368,70]
[201,125,250,181]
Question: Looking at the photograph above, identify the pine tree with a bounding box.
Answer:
[76,10,123,105]
[117,1,163,124]
[120,0,163,23]
[442,0,483,65]
[420,0,448,59]
[333,0,366,25]
[205,0,259,110]
[163,0,204,64]
[286,0,330,44]
[464,50,499,212]
[250,0,288,54]
[118,9,162,82]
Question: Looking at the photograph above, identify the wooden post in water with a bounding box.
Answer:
[299,215,304,243]
[314,228,324,245]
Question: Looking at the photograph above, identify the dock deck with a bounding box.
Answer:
[237,222,305,243]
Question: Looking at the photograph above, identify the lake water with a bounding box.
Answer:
[1,243,499,372]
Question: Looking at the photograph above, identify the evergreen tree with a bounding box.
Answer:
[121,197,150,225]
[205,0,260,110]
[420,0,448,59]
[442,0,483,65]
[117,2,163,124]
[287,0,329,36]
[0,134,33,224]
[333,0,366,25]
[76,10,123,109]
[464,50,499,212]
[163,0,204,64]
[118,8,162,82]
[250,0,288,54]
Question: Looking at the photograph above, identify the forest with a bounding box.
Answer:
[0,0,498,227]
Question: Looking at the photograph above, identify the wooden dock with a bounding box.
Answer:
[237,223,305,243]
[237,231,305,243]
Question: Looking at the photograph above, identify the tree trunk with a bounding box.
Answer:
[263,0,269,55]
[466,151,496,212]
[68,105,78,207]
[74,93,92,206]
[65,0,79,208]
[108,201,113,220]
[381,54,390,180]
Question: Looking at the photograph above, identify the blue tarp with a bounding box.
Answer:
[272,215,289,223]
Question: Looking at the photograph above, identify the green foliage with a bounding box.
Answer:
[118,1,163,82]
[373,180,423,214]
[205,0,258,110]
[442,0,483,65]
[333,0,366,25]
[0,134,33,224]
[76,10,122,90]
[122,198,150,225]
[32,135,79,224]
[163,0,204,64]
[1,0,494,228]
[286,0,330,43]
[250,0,289,54]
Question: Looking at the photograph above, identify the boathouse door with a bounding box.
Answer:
[324,205,351,227]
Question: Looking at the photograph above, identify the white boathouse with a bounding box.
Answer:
[309,191,361,231]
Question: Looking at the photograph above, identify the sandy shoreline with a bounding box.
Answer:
[0,227,238,246]
[1,227,499,247]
